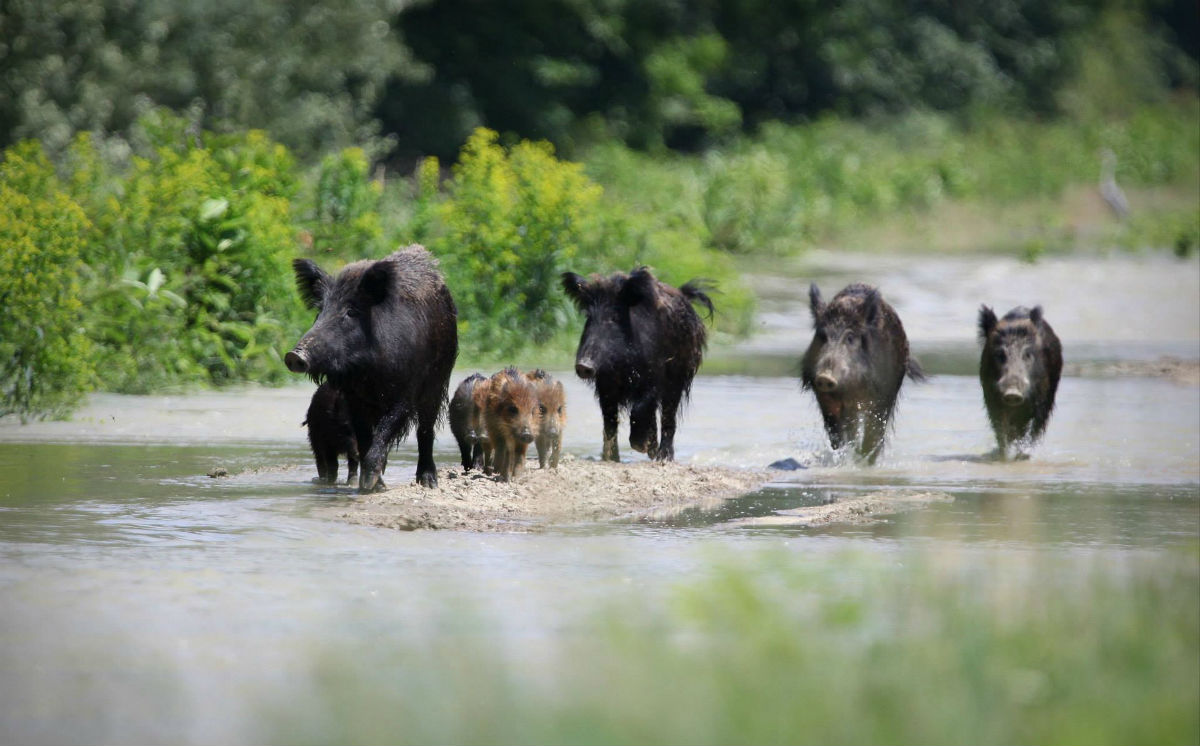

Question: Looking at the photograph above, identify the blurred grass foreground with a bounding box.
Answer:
[258,547,1199,746]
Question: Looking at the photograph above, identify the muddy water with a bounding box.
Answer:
[0,252,1196,744]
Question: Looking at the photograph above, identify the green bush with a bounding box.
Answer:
[68,111,309,392]
[302,147,385,261]
[428,128,603,356]
[0,141,94,420]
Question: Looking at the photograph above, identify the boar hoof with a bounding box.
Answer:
[416,470,438,488]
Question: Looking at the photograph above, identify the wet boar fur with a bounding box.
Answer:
[562,266,713,462]
[802,283,924,463]
[449,373,487,471]
[485,367,540,481]
[285,245,458,491]
[978,305,1063,456]
[525,369,566,468]
[303,382,359,485]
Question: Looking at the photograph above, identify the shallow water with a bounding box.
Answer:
[1,252,1197,744]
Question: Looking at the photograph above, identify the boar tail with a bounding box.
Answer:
[906,356,928,383]
[680,280,716,320]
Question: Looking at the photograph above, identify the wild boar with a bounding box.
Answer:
[484,367,540,482]
[978,305,1063,457]
[524,369,566,468]
[449,373,487,471]
[303,382,359,485]
[802,283,924,463]
[562,266,713,462]
[285,245,458,491]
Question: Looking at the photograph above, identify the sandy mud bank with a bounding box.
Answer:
[311,457,771,532]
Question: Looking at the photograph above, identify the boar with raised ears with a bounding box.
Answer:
[484,367,540,482]
[561,266,713,462]
[524,369,566,468]
[802,283,924,463]
[303,382,359,485]
[449,373,488,472]
[978,305,1063,457]
[284,245,458,491]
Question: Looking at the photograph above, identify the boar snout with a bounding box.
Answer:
[814,373,839,393]
[575,359,596,379]
[1002,387,1027,406]
[518,428,535,444]
[285,350,310,374]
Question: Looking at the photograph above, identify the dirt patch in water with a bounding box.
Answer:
[1066,356,1200,386]
[310,457,771,532]
[727,491,955,528]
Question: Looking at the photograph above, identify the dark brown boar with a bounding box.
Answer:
[303,382,359,484]
[561,267,713,462]
[449,373,487,471]
[484,367,540,482]
[978,305,1063,457]
[524,369,566,468]
[801,283,924,463]
[284,245,458,491]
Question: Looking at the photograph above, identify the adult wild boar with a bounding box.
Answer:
[285,245,458,490]
[802,283,924,463]
[303,382,359,484]
[978,305,1063,457]
[562,266,713,462]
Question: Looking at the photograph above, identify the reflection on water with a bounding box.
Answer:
[0,251,1196,744]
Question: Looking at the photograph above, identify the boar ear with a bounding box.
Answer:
[361,260,394,306]
[863,288,882,325]
[1029,305,1043,325]
[561,272,591,310]
[978,305,998,341]
[808,284,825,322]
[293,259,331,309]
[621,266,658,307]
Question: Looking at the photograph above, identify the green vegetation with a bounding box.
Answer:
[262,547,1200,745]
[0,142,94,420]
[586,98,1200,257]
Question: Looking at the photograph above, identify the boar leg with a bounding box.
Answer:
[345,453,359,486]
[535,435,549,469]
[656,389,683,462]
[629,397,659,458]
[512,441,529,478]
[415,407,439,488]
[471,441,485,471]
[492,438,509,482]
[457,437,474,472]
[313,444,338,484]
[600,399,620,462]
[859,410,887,465]
[549,435,562,469]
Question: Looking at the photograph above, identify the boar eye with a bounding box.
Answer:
[1023,349,1034,361]
[539,405,547,415]
[557,406,563,414]
[506,404,518,416]
[346,306,361,319]
[994,349,1007,363]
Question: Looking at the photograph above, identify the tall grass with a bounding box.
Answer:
[261,546,1200,745]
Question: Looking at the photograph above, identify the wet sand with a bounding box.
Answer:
[309,458,961,532]
[311,457,771,532]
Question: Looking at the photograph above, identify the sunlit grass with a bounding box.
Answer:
[262,546,1200,745]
